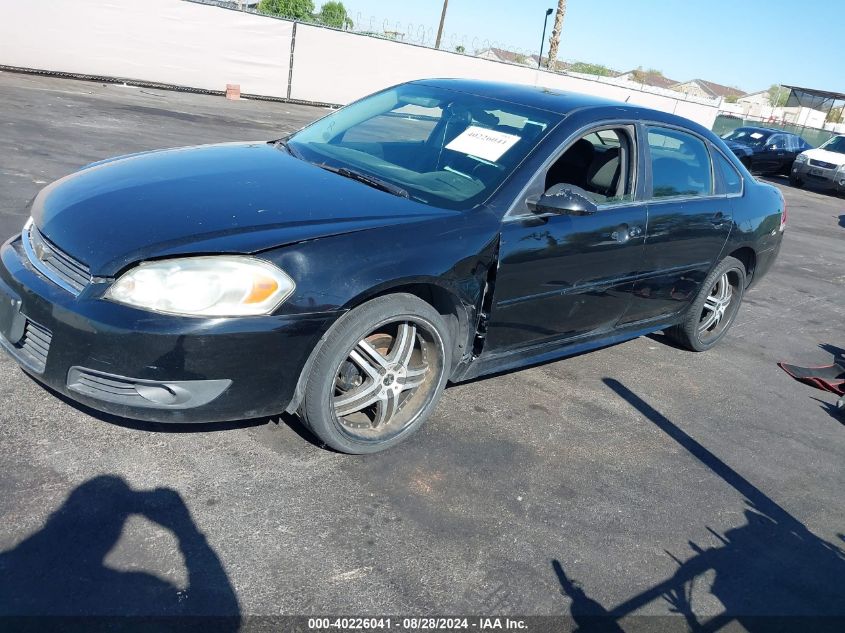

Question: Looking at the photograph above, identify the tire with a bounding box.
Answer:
[300,293,451,453]
[789,174,803,188]
[666,256,746,352]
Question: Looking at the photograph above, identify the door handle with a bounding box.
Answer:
[610,225,642,243]
[710,212,728,227]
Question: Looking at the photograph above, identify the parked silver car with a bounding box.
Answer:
[790,135,845,193]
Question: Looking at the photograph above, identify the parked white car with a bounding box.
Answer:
[790,135,845,193]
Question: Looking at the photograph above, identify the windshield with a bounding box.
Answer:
[288,84,560,210]
[721,128,771,148]
[820,136,845,154]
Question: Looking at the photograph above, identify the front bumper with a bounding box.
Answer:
[0,235,338,423]
[792,161,845,191]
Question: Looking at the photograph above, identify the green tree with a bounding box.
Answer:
[632,66,663,82]
[257,0,314,20]
[725,95,739,103]
[826,106,842,123]
[568,62,612,76]
[316,1,353,29]
[455,44,465,54]
[768,84,789,107]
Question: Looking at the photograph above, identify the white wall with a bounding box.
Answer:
[0,0,720,128]
[0,0,293,97]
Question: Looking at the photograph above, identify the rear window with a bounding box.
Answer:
[713,150,742,195]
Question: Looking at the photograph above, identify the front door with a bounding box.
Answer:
[754,133,787,173]
[620,125,732,324]
[484,125,647,353]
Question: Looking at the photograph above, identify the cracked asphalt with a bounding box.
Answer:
[0,71,843,627]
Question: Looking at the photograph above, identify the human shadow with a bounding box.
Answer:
[0,475,240,632]
[551,378,845,632]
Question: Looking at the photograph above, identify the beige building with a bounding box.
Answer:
[673,79,745,101]
[615,69,678,90]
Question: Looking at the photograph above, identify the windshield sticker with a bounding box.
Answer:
[750,132,764,139]
[445,126,521,162]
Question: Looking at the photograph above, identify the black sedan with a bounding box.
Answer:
[721,126,812,175]
[0,80,785,453]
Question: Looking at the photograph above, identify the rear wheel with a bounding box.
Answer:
[667,256,746,352]
[300,293,450,453]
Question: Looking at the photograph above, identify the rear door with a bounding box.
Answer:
[620,125,732,325]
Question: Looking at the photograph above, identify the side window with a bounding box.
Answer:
[647,127,713,199]
[713,150,742,195]
[544,127,635,205]
[767,134,785,149]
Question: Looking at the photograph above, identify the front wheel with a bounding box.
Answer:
[300,293,451,453]
[789,174,803,188]
[667,256,746,352]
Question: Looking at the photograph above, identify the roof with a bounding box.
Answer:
[733,125,779,134]
[529,55,569,70]
[617,69,678,89]
[781,85,845,102]
[676,79,745,98]
[732,126,804,138]
[413,78,634,115]
[477,47,534,65]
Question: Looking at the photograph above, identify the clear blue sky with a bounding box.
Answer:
[339,0,845,94]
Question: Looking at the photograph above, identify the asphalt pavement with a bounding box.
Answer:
[0,71,843,628]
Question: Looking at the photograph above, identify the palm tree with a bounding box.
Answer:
[545,0,567,71]
[435,0,449,49]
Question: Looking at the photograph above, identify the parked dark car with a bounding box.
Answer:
[0,80,785,453]
[721,126,812,175]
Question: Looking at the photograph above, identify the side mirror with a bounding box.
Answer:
[534,184,598,216]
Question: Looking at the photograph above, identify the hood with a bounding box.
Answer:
[724,140,754,156]
[802,147,845,167]
[32,142,451,276]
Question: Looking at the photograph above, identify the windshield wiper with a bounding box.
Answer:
[316,163,409,199]
[273,138,302,159]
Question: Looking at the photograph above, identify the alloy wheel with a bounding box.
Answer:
[698,272,737,340]
[331,320,441,441]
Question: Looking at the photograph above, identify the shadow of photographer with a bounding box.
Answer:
[551,378,845,632]
[0,475,240,630]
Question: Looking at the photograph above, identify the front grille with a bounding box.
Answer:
[16,320,52,373]
[809,159,837,170]
[24,224,91,293]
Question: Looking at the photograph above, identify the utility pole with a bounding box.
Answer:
[538,8,553,68]
[545,0,567,71]
[435,0,449,49]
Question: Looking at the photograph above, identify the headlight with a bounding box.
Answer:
[795,153,808,163]
[106,255,295,316]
